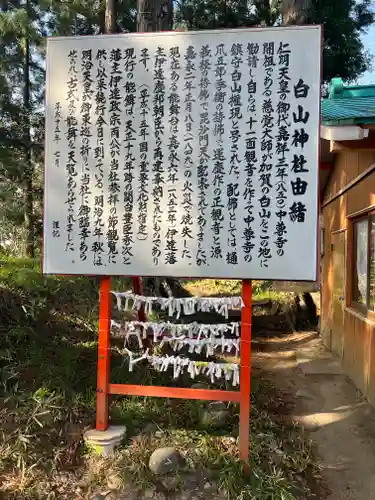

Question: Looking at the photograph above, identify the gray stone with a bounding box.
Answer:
[201,410,229,427]
[149,447,183,474]
[92,495,105,500]
[201,401,229,427]
[208,401,227,411]
[191,383,209,390]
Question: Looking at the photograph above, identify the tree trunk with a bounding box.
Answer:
[24,0,34,258]
[281,0,317,326]
[99,0,106,33]
[137,0,173,32]
[136,0,180,298]
[105,0,117,33]
[281,0,311,24]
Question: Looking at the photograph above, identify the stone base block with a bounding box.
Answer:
[84,425,126,457]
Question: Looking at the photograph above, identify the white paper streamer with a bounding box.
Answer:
[116,347,240,386]
[111,320,240,357]
[111,320,240,338]
[110,319,143,347]
[111,291,244,319]
[110,294,242,386]
[110,320,240,356]
[163,336,240,357]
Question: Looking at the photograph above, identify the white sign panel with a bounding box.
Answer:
[43,26,321,280]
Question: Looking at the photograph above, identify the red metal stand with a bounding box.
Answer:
[239,279,252,462]
[95,277,252,463]
[96,276,111,430]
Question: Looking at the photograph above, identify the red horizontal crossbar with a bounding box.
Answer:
[109,384,241,402]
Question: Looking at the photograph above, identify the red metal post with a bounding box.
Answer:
[109,384,241,402]
[96,273,250,464]
[96,276,111,430]
[239,279,252,463]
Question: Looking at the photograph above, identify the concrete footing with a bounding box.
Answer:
[84,425,126,457]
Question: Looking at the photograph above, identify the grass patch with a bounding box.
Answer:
[183,279,292,303]
[84,376,321,500]
[0,257,320,499]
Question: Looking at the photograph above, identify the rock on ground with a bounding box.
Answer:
[191,383,209,390]
[201,401,229,427]
[149,447,183,475]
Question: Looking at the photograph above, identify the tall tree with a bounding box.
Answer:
[175,0,273,30]
[48,0,137,36]
[1,0,372,256]
[105,0,117,32]
[136,0,183,298]
[306,0,374,82]
[0,0,139,255]
[23,0,33,257]
[137,0,173,31]
[0,0,45,256]
[175,0,374,82]
[281,0,311,24]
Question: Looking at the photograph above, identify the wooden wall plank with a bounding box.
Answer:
[347,171,375,216]
[358,151,375,175]
[343,310,354,375]
[322,147,375,403]
[323,147,375,203]
[367,323,375,405]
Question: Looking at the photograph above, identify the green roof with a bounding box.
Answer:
[321,77,375,125]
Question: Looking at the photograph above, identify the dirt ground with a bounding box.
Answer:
[253,330,375,500]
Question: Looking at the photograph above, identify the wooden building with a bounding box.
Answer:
[320,78,375,404]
